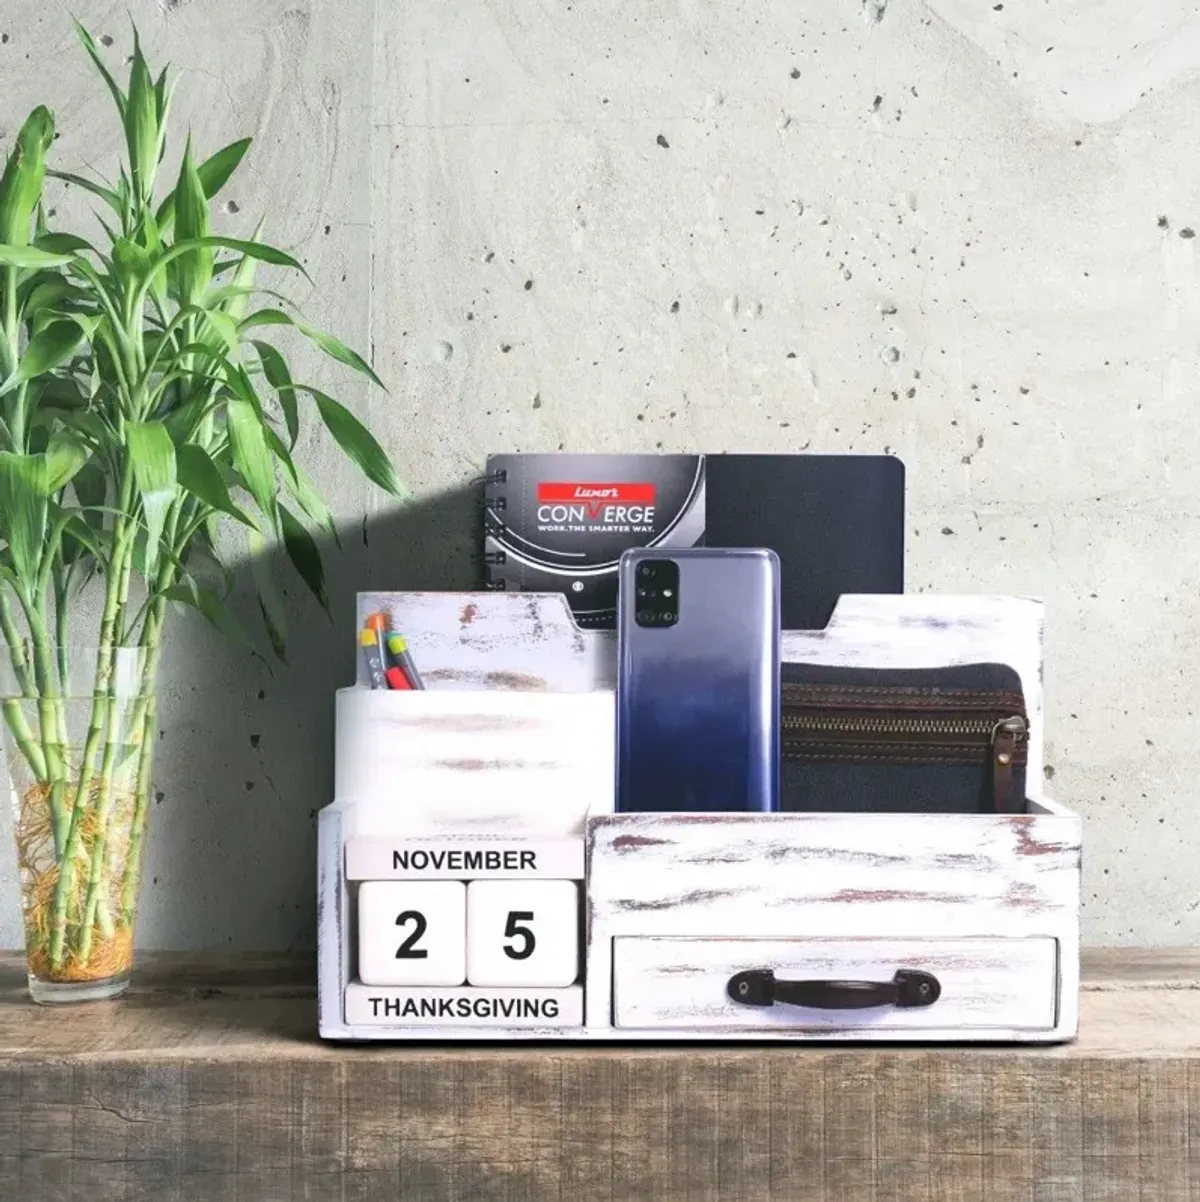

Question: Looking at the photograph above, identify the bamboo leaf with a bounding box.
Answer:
[35,232,96,255]
[156,138,251,231]
[154,237,307,282]
[284,460,339,548]
[261,424,339,547]
[0,244,73,269]
[219,220,264,322]
[226,393,277,523]
[46,170,121,214]
[0,321,86,397]
[126,420,177,576]
[45,431,91,491]
[248,531,288,659]
[124,26,159,206]
[112,235,155,285]
[162,577,252,647]
[170,137,212,306]
[251,340,298,446]
[0,107,55,247]
[71,459,109,520]
[297,323,386,391]
[32,309,102,341]
[182,524,233,596]
[74,21,127,121]
[61,511,110,567]
[201,309,239,353]
[279,502,328,611]
[176,443,254,527]
[0,451,50,585]
[154,66,177,167]
[22,278,93,314]
[238,308,292,332]
[291,384,402,496]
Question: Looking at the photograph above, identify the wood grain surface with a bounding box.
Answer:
[1,951,1199,1200]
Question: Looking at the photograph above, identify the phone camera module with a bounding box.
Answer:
[633,559,680,629]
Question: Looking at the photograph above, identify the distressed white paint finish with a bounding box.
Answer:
[320,589,1079,1041]
[356,591,610,692]
[345,837,584,880]
[316,803,351,1039]
[587,810,1081,1042]
[344,983,584,1028]
[358,590,1046,780]
[336,687,614,836]
[612,936,1059,1031]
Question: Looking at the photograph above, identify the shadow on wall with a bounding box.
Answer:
[141,482,479,953]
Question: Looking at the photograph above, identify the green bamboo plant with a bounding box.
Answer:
[0,23,400,988]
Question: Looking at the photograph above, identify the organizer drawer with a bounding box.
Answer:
[612,936,1058,1031]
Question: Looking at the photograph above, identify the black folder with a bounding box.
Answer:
[705,453,905,630]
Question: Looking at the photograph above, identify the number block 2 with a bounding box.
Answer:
[466,880,580,987]
[358,880,466,986]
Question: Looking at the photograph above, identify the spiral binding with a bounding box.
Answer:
[473,467,510,586]
[469,469,508,489]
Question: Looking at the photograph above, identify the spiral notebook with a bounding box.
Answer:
[478,452,905,631]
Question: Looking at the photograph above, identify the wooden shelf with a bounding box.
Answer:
[2,950,1198,1200]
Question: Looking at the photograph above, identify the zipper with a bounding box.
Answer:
[990,715,1025,814]
[781,705,1029,813]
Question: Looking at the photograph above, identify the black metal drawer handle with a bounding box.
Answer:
[727,968,941,1010]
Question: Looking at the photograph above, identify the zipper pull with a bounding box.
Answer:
[991,716,1027,813]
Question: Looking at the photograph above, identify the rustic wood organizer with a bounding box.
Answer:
[317,590,1081,1043]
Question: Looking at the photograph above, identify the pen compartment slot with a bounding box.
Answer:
[335,688,615,838]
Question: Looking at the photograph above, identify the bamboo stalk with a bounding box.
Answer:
[112,497,179,931]
[0,593,47,780]
[73,472,150,965]
[47,468,136,969]
[16,589,71,856]
[120,693,156,926]
[1,702,46,781]
[76,695,126,963]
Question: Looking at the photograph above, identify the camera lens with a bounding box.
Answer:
[663,612,675,622]
[636,610,649,623]
[640,564,656,579]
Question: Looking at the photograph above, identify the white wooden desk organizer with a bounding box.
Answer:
[318,591,1081,1043]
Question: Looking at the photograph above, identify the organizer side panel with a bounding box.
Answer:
[316,805,350,1038]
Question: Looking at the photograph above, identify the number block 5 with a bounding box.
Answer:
[358,880,466,986]
[466,880,580,988]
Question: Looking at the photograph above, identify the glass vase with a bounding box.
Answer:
[1,645,157,1003]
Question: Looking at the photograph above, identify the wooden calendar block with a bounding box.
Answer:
[358,880,466,987]
[466,880,580,988]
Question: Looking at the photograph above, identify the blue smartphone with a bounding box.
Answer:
[615,547,781,813]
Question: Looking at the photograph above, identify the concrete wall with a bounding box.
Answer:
[2,0,1198,949]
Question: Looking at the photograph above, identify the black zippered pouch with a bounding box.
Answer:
[780,662,1029,815]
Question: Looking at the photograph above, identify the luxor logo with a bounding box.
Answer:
[536,481,656,519]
